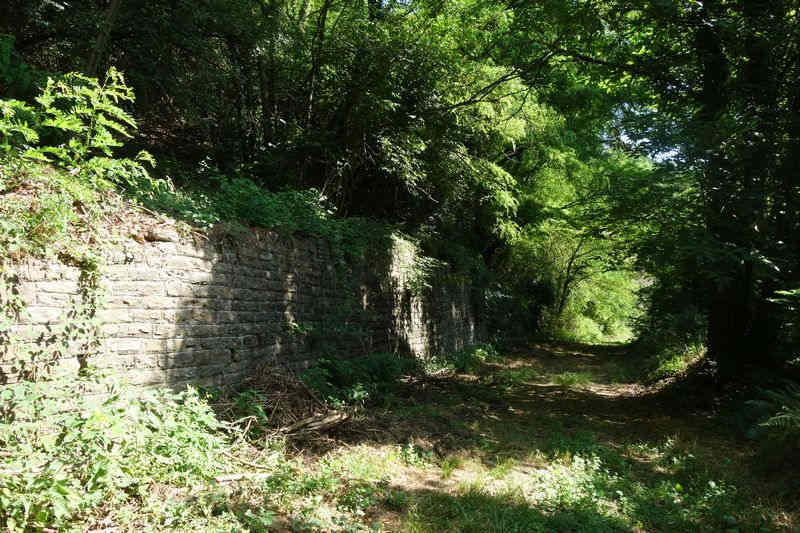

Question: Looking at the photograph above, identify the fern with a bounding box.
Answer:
[0,100,38,153]
[756,382,800,435]
[31,68,136,167]
[0,67,157,191]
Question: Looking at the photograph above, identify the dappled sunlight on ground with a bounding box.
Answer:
[278,342,799,531]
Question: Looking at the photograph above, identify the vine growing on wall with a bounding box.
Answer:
[0,255,104,383]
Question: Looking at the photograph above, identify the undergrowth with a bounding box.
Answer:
[0,156,109,261]
[0,374,230,531]
[1,345,796,531]
[299,344,501,408]
[422,344,502,375]
[301,351,418,408]
[139,173,394,260]
[0,68,394,266]
[627,332,708,384]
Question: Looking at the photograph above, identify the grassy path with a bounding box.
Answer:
[268,343,798,532]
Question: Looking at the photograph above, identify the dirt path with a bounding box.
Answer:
[301,342,799,532]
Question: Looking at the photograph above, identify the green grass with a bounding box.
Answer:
[0,157,108,261]
[551,371,593,387]
[2,344,796,531]
[495,366,541,386]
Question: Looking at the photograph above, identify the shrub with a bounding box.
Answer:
[752,382,800,446]
[302,352,416,406]
[0,374,231,531]
[424,344,500,374]
[0,68,156,190]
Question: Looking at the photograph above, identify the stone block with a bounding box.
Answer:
[162,309,193,323]
[191,308,215,323]
[164,256,213,272]
[158,351,196,369]
[114,323,152,338]
[126,368,167,386]
[23,307,63,324]
[193,350,224,366]
[107,338,141,354]
[131,309,164,322]
[36,292,75,306]
[165,281,193,298]
[182,324,222,338]
[97,308,134,325]
[110,281,163,296]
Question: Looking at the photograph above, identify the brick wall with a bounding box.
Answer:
[1,227,481,389]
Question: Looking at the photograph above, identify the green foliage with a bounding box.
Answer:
[0,375,230,531]
[0,69,162,264]
[0,157,105,260]
[233,389,270,426]
[752,382,800,444]
[4,0,799,378]
[629,322,708,384]
[302,352,416,407]
[551,371,592,387]
[0,100,38,154]
[424,344,501,374]
[770,288,800,366]
[0,68,156,191]
[30,69,135,164]
[141,169,396,264]
[0,34,39,98]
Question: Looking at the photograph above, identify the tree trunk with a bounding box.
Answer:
[556,236,585,317]
[306,0,333,129]
[86,0,122,76]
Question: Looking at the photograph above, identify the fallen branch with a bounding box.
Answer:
[222,450,280,470]
[214,472,273,484]
[282,411,348,435]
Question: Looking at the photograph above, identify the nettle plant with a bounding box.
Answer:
[0,374,230,531]
[0,67,157,191]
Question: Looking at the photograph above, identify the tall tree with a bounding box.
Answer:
[502,0,800,377]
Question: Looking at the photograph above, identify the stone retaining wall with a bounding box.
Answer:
[1,227,481,388]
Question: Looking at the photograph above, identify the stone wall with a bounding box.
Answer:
[0,227,481,389]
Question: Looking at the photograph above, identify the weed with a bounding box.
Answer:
[751,381,800,444]
[239,508,277,530]
[0,373,231,531]
[440,455,463,480]
[302,352,416,407]
[495,366,540,387]
[489,457,516,480]
[338,481,381,515]
[383,489,409,511]
[233,389,270,425]
[400,440,434,466]
[424,344,501,374]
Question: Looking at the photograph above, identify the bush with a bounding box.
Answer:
[302,352,417,406]
[0,68,155,189]
[0,374,231,531]
[628,315,708,383]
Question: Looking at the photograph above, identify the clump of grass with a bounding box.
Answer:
[647,342,707,382]
[440,455,464,480]
[551,371,592,387]
[495,366,541,387]
[301,351,417,408]
[424,344,502,374]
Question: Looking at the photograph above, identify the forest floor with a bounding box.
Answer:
[258,343,799,532]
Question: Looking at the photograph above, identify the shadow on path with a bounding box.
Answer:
[297,342,797,532]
